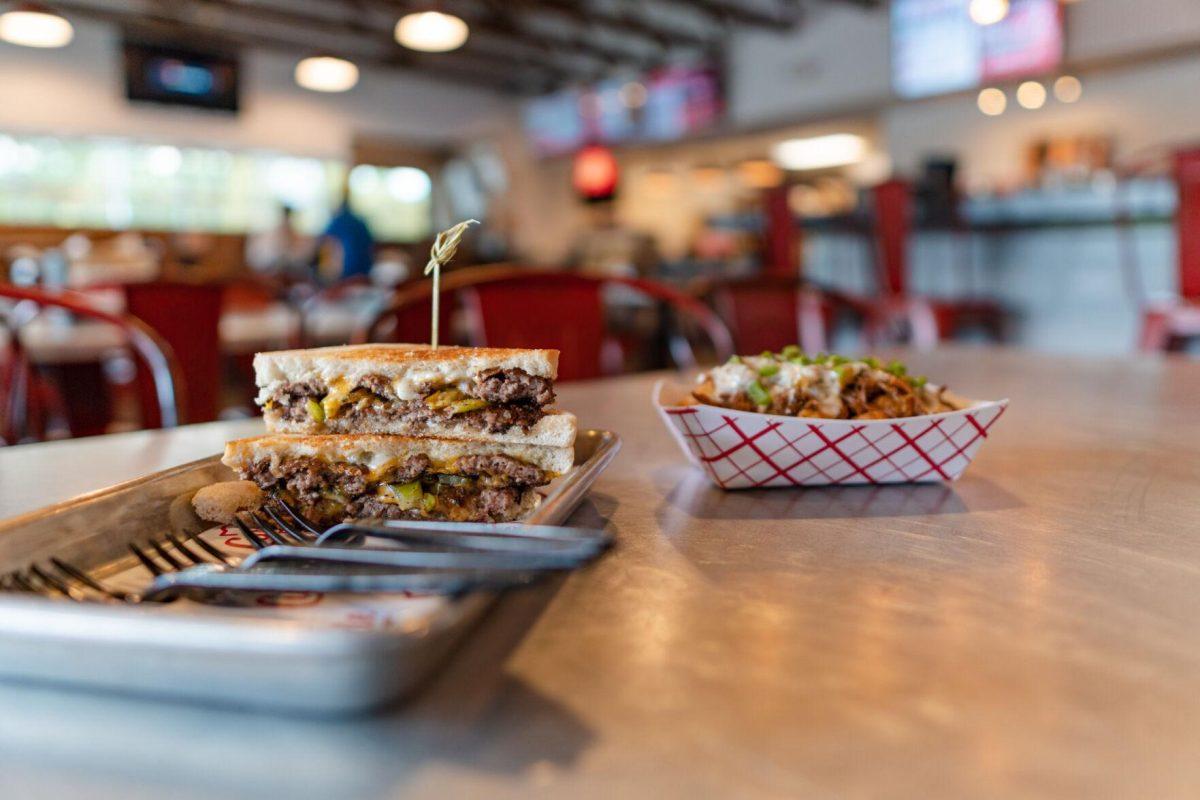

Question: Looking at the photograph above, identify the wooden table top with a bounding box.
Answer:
[1,346,1198,799]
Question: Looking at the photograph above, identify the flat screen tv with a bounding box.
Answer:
[124,41,240,112]
[523,66,723,157]
[892,0,1063,99]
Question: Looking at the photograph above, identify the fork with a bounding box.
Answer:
[1,493,612,604]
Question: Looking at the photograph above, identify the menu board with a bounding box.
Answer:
[892,0,1062,99]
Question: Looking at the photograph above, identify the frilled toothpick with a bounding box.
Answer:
[423,219,478,348]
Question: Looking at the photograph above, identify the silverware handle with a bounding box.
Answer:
[141,563,546,602]
[315,519,613,558]
[241,544,594,571]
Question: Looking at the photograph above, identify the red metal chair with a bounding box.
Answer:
[864,179,1008,348]
[761,185,801,276]
[123,282,223,423]
[1139,148,1200,351]
[356,266,733,381]
[702,275,866,355]
[0,285,183,443]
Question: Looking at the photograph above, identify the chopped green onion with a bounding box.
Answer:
[421,493,437,512]
[862,356,880,369]
[746,380,771,407]
[908,375,928,388]
[828,354,849,366]
[759,350,775,360]
[887,360,907,376]
[727,354,742,365]
[758,363,780,378]
[781,344,801,359]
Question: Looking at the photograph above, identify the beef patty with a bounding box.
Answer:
[266,369,551,433]
[239,454,545,525]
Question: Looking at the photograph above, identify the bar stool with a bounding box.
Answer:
[864,179,1008,348]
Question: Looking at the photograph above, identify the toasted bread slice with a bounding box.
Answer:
[262,406,577,447]
[223,433,575,478]
[254,344,558,403]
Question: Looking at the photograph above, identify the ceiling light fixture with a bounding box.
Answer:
[1053,75,1082,103]
[771,134,867,171]
[0,2,73,48]
[394,10,469,53]
[968,0,1009,26]
[1016,80,1046,109]
[977,87,1007,116]
[294,55,359,92]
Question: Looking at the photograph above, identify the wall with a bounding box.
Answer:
[727,0,1200,186]
[727,3,890,127]
[884,54,1200,189]
[0,18,509,159]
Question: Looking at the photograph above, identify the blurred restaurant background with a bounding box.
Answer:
[1,0,1198,442]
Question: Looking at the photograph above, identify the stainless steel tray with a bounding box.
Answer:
[0,429,619,714]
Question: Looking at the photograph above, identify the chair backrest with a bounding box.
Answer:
[872,179,912,297]
[0,285,183,441]
[354,275,455,347]
[710,276,813,355]
[123,282,223,422]
[460,274,608,380]
[357,266,733,381]
[1175,148,1200,300]
[762,185,802,276]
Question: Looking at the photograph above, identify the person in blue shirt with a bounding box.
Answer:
[320,189,375,281]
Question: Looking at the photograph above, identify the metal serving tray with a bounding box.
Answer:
[0,429,619,714]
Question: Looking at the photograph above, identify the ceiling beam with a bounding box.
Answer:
[658,0,804,28]
[510,0,720,52]
[185,0,599,88]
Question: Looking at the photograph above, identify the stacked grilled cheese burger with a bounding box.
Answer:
[223,344,575,526]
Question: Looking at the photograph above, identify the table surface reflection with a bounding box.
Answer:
[1,346,1199,799]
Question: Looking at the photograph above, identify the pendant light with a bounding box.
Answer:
[394,7,469,53]
[0,2,73,48]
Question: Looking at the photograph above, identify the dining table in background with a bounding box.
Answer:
[0,346,1198,799]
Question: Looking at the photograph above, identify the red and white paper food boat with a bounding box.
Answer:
[654,380,1007,490]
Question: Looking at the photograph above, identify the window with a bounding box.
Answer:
[0,133,434,242]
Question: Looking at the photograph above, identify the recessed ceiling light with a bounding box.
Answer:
[1016,80,1047,110]
[977,87,1007,116]
[1054,75,1083,103]
[771,134,867,171]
